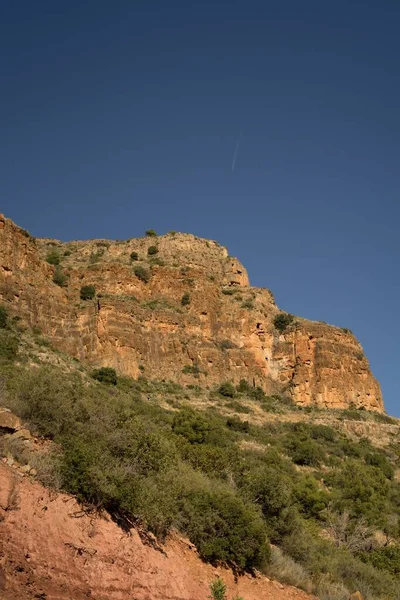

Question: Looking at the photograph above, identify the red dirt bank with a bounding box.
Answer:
[0,462,313,600]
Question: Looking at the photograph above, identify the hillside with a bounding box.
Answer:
[0,214,383,412]
[1,272,400,598]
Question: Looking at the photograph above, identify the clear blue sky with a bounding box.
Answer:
[1,1,399,415]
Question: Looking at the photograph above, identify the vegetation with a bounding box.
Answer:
[133,265,151,283]
[130,251,139,261]
[145,229,157,237]
[182,364,201,377]
[217,382,236,398]
[80,285,96,300]
[1,326,400,598]
[0,305,8,329]
[46,250,60,266]
[91,366,118,385]
[273,313,294,333]
[181,293,191,306]
[147,245,158,255]
[53,267,68,287]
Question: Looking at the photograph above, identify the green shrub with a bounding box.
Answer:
[182,364,201,377]
[0,329,19,361]
[209,578,227,600]
[241,300,254,310]
[130,251,139,261]
[172,409,210,444]
[147,245,158,256]
[217,382,236,398]
[237,379,251,393]
[145,229,157,237]
[341,327,353,335]
[53,267,68,287]
[226,417,250,433]
[361,545,400,575]
[273,313,294,333]
[177,485,270,569]
[218,339,235,350]
[293,475,328,518]
[365,451,394,479]
[181,293,191,306]
[91,367,118,385]
[242,466,294,538]
[80,285,96,300]
[46,250,60,266]
[285,436,324,466]
[134,265,151,283]
[0,305,8,329]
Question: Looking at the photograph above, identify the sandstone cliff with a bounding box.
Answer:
[0,214,383,411]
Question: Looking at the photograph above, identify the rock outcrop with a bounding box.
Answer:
[0,214,384,411]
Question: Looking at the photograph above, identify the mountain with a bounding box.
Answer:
[0,214,383,412]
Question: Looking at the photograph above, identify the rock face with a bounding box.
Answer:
[0,214,384,412]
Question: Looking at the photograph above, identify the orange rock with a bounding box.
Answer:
[0,213,384,412]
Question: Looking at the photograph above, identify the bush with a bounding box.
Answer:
[241,300,254,310]
[209,578,227,600]
[237,379,251,393]
[53,267,68,287]
[0,329,19,361]
[130,251,139,261]
[361,545,400,576]
[286,436,324,466]
[217,382,236,398]
[147,245,158,256]
[145,229,157,237]
[0,305,8,329]
[182,364,201,377]
[134,266,151,283]
[181,293,191,306]
[365,451,394,480]
[226,417,250,433]
[80,285,96,300]
[273,313,294,333]
[177,485,270,569]
[172,409,210,444]
[91,367,118,385]
[46,250,60,266]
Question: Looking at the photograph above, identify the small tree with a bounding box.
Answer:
[80,285,96,300]
[134,265,151,283]
[46,250,60,266]
[130,251,139,261]
[145,229,157,237]
[273,312,294,333]
[181,293,190,306]
[91,367,117,385]
[147,245,158,256]
[0,305,8,329]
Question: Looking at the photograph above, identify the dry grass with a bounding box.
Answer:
[264,546,311,592]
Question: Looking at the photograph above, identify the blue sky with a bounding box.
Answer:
[1,1,399,415]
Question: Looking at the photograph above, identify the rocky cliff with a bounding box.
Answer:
[0,213,383,411]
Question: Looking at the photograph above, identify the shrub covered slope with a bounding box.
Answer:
[1,305,400,599]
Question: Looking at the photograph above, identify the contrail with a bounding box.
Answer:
[231,138,240,172]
